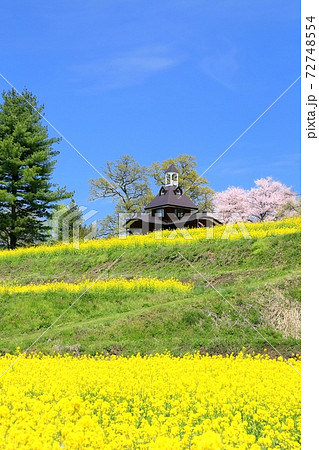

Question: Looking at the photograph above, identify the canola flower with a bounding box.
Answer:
[0,277,192,295]
[0,217,301,260]
[0,351,300,449]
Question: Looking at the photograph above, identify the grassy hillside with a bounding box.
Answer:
[0,220,301,357]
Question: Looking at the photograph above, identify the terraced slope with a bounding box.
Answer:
[0,220,301,356]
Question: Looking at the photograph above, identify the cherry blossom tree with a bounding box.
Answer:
[248,177,297,222]
[213,178,298,223]
[213,187,250,223]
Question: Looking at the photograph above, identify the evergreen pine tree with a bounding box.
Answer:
[0,88,72,249]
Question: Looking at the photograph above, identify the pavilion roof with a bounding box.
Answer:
[145,185,198,210]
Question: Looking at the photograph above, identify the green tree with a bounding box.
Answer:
[97,214,119,238]
[0,89,72,249]
[51,200,87,243]
[149,154,214,211]
[89,154,153,213]
[90,155,153,238]
[276,198,301,220]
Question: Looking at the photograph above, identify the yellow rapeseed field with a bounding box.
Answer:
[0,277,192,295]
[0,217,301,260]
[0,352,300,450]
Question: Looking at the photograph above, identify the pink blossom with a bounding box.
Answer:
[213,186,250,223]
[213,177,298,223]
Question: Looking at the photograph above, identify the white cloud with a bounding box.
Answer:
[69,46,181,91]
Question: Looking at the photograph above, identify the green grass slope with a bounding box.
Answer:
[0,233,301,357]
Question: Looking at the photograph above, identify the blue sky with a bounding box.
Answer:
[1,0,300,220]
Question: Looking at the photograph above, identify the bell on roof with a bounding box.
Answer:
[164,164,179,187]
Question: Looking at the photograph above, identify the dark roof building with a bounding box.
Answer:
[125,164,222,235]
[144,185,197,210]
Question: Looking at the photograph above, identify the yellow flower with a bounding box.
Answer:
[192,430,223,449]
[0,352,301,449]
[0,217,301,260]
[0,277,192,295]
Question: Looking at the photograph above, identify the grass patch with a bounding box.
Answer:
[0,233,300,356]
